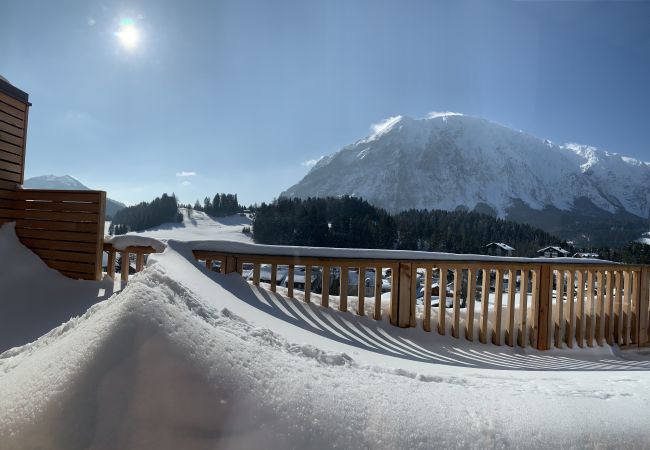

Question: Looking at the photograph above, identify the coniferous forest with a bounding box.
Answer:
[252,196,559,257]
[190,193,243,217]
[110,193,182,234]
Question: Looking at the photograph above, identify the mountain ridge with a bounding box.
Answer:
[282,113,650,245]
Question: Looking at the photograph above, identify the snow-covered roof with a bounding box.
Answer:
[573,252,600,258]
[485,242,515,251]
[537,246,569,255]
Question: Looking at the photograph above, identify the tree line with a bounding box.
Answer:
[252,196,560,257]
[187,193,243,217]
[253,196,396,248]
[109,193,182,234]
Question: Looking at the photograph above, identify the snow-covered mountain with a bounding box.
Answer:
[282,114,650,240]
[24,174,126,218]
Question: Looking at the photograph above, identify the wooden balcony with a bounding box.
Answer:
[192,243,650,351]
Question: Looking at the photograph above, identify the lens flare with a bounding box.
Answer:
[115,18,139,50]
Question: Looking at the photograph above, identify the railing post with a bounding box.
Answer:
[517,268,529,348]
[107,249,116,280]
[304,265,312,303]
[357,267,365,316]
[223,255,238,274]
[534,265,552,350]
[253,263,260,286]
[270,263,277,292]
[393,262,413,328]
[287,264,295,299]
[321,265,330,307]
[374,266,382,320]
[136,252,145,272]
[339,265,348,312]
[638,268,650,347]
[389,265,398,326]
[120,251,129,282]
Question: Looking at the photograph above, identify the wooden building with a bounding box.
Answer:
[537,246,569,258]
[485,242,515,257]
[0,76,106,280]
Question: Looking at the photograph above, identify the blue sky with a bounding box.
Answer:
[1,0,649,206]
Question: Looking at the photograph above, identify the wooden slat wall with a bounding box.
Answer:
[0,90,28,189]
[0,189,106,280]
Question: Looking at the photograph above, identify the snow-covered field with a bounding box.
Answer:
[2,213,650,449]
[121,208,253,243]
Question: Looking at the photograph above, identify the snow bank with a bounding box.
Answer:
[189,239,612,265]
[105,234,166,253]
[0,223,114,353]
[2,229,650,448]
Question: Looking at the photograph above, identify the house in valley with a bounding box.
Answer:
[537,246,570,258]
[485,242,515,257]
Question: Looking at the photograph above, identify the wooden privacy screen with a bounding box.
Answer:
[0,78,106,280]
[0,189,106,280]
[0,85,28,190]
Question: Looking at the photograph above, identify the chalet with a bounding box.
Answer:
[537,246,569,258]
[485,242,515,257]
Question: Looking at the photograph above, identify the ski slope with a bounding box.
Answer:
[2,217,650,448]
[122,207,254,243]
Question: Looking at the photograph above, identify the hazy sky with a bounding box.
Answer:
[1,0,649,205]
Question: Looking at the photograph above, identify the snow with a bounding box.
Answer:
[119,208,253,243]
[105,235,167,253]
[3,219,650,448]
[188,239,611,265]
[486,242,515,252]
[282,114,650,219]
[0,223,115,353]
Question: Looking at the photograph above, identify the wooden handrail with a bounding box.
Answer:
[191,246,650,351]
[103,243,159,282]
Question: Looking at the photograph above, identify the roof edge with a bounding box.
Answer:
[0,77,29,104]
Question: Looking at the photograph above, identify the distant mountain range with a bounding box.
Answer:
[282,113,650,246]
[24,175,126,218]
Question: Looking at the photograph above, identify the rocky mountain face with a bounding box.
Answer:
[24,175,126,218]
[282,114,650,246]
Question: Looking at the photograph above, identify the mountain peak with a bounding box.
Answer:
[282,113,650,224]
[24,174,88,190]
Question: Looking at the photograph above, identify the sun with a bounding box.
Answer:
[115,18,139,50]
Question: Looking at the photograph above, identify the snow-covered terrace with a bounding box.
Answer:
[4,220,650,448]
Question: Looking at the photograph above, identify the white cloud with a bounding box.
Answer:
[301,157,323,167]
[176,171,197,177]
[181,180,191,186]
[370,115,402,135]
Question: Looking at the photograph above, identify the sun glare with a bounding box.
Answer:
[115,18,139,50]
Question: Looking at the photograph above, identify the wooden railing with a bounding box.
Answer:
[193,246,650,351]
[103,243,159,282]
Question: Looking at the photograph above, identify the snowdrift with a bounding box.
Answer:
[2,223,650,449]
